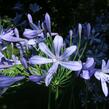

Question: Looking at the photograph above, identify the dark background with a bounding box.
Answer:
[0,0,109,109]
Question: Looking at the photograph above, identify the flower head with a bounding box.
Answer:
[29,35,82,86]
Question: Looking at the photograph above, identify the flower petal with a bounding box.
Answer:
[29,75,45,84]
[53,35,63,57]
[27,14,38,30]
[0,64,13,69]
[27,39,36,45]
[27,14,33,24]
[29,56,53,65]
[106,60,109,69]
[60,45,77,59]
[44,13,51,33]
[45,63,59,86]
[1,30,25,42]
[94,71,101,80]
[80,70,90,80]
[60,61,82,71]
[84,57,95,69]
[102,60,106,70]
[0,76,24,88]
[23,29,42,39]
[87,23,91,37]
[0,52,4,62]
[39,42,55,58]
[14,28,19,38]
[78,23,82,38]
[101,78,108,97]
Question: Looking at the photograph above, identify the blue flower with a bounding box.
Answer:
[29,35,82,86]
[29,75,45,84]
[23,14,44,39]
[43,13,51,34]
[0,76,24,95]
[0,28,25,42]
[80,57,95,80]
[94,60,109,97]
[0,76,24,88]
[0,51,20,70]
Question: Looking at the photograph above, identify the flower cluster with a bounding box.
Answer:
[0,13,109,98]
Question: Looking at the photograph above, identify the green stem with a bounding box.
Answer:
[70,35,72,46]
[73,35,81,60]
[48,87,51,109]
[78,42,87,60]
[68,76,76,109]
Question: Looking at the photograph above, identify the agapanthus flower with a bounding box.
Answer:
[80,57,95,80]
[23,13,57,40]
[23,13,44,39]
[94,60,109,96]
[29,35,82,86]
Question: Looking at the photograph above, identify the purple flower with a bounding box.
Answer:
[23,13,57,40]
[0,52,20,70]
[0,28,25,42]
[80,57,95,80]
[29,75,45,84]
[43,13,51,33]
[29,35,82,86]
[94,60,109,97]
[0,76,24,88]
[23,14,44,39]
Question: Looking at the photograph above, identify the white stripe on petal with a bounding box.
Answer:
[45,63,59,86]
[60,46,77,59]
[53,35,63,57]
[39,43,55,58]
[29,56,53,65]
[60,61,82,71]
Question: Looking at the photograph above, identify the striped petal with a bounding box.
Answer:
[53,35,63,57]
[60,61,82,71]
[44,13,51,33]
[23,29,42,39]
[101,78,108,97]
[29,56,53,65]
[45,63,59,86]
[39,43,55,58]
[60,45,77,59]
[0,76,24,88]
